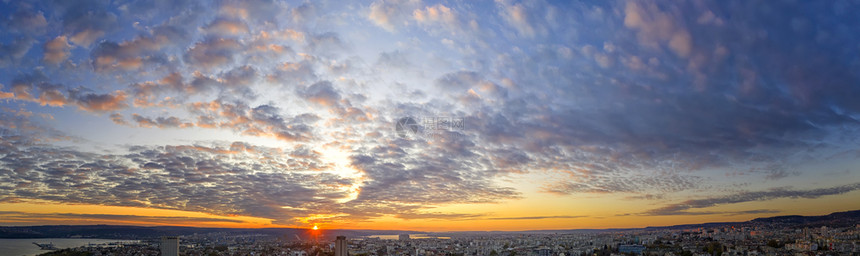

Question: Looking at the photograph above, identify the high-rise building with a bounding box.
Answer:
[398,234,410,241]
[335,236,348,256]
[160,236,179,256]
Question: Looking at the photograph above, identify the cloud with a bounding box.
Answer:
[203,18,250,37]
[643,183,860,216]
[0,133,520,224]
[2,8,48,35]
[375,50,411,68]
[623,0,692,58]
[42,36,72,64]
[0,211,246,225]
[89,25,188,72]
[543,173,703,195]
[393,212,485,220]
[497,2,536,38]
[184,38,242,69]
[0,139,339,223]
[1,0,860,228]
[0,72,129,112]
[268,61,317,86]
[486,215,586,220]
[306,32,347,57]
[368,0,421,32]
[69,89,129,112]
[109,113,127,125]
[0,111,68,142]
[0,38,35,67]
[289,2,317,25]
[188,100,317,142]
[129,66,257,107]
[435,71,482,90]
[298,81,342,108]
[58,2,118,47]
[131,114,193,128]
[412,4,469,36]
[348,138,522,207]
[216,0,288,25]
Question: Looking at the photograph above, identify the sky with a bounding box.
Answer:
[0,0,860,232]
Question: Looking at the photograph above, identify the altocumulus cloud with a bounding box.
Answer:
[0,0,859,224]
[643,183,860,216]
[0,211,247,225]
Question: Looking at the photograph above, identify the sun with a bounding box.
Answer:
[312,225,319,230]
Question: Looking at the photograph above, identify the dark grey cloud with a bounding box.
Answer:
[393,212,485,220]
[486,215,586,220]
[203,17,250,37]
[298,81,342,108]
[0,37,35,67]
[723,209,782,216]
[435,71,482,90]
[0,125,527,224]
[0,5,48,35]
[128,66,257,107]
[0,211,246,224]
[0,112,68,142]
[184,38,242,69]
[347,128,522,209]
[55,0,118,46]
[2,0,860,226]
[68,87,129,112]
[643,183,860,216]
[375,50,411,68]
[42,36,71,64]
[268,60,317,87]
[289,2,317,27]
[201,100,316,141]
[2,72,128,112]
[115,0,196,20]
[88,24,189,72]
[412,0,860,197]
[306,32,347,58]
[218,0,288,25]
[0,137,341,224]
[109,113,127,125]
[116,99,319,142]
[131,114,191,128]
[544,174,703,195]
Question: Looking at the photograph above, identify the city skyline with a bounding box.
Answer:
[1,0,860,232]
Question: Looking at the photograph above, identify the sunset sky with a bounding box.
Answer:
[1,0,860,231]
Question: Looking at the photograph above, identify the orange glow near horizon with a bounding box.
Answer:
[2,191,860,231]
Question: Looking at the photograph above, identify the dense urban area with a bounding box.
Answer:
[34,223,860,256]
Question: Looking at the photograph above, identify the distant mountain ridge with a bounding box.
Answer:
[749,209,860,225]
[1,210,858,239]
[639,210,860,231]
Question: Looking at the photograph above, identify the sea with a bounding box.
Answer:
[0,238,136,256]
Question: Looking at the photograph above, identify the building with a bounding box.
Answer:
[619,244,645,255]
[335,236,348,256]
[160,236,179,256]
[399,234,410,241]
[535,246,551,256]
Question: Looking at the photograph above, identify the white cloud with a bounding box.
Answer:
[368,0,421,32]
